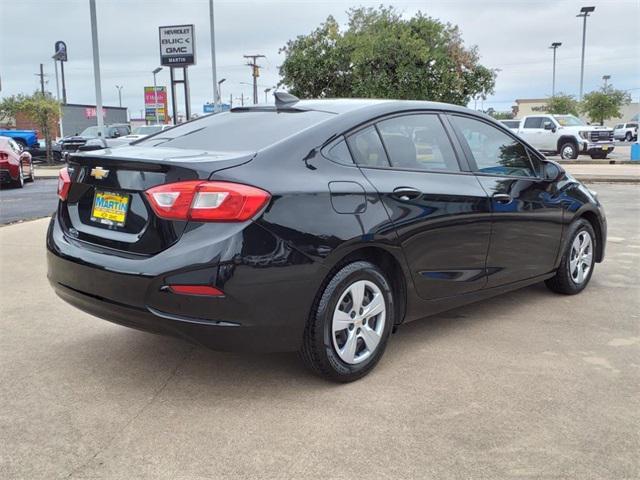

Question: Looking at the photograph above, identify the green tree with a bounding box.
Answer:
[546,93,579,116]
[580,85,631,125]
[0,92,61,164]
[279,6,496,105]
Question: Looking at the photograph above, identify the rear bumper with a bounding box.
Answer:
[0,169,15,184]
[47,213,319,352]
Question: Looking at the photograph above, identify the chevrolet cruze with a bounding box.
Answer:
[47,94,607,382]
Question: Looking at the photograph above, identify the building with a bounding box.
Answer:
[513,98,640,127]
[60,104,127,137]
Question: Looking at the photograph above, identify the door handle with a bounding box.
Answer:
[392,187,422,201]
[493,193,512,204]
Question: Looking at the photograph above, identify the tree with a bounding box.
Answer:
[279,6,496,105]
[546,93,579,116]
[0,92,61,164]
[580,85,631,125]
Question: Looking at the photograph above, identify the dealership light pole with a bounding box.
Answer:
[115,85,123,107]
[152,67,162,125]
[577,6,595,101]
[549,42,562,96]
[209,0,219,110]
[602,75,611,88]
[89,0,104,133]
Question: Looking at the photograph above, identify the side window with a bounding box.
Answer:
[346,126,389,167]
[451,115,537,178]
[323,138,353,165]
[523,117,543,129]
[376,114,459,172]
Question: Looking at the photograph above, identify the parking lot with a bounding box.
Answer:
[0,183,638,479]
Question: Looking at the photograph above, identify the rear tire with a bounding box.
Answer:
[25,160,35,183]
[545,219,596,295]
[13,167,24,188]
[559,141,578,160]
[301,261,394,382]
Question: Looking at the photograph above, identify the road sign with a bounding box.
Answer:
[203,103,230,113]
[159,25,195,67]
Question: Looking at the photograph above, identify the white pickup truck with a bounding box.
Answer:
[516,114,615,160]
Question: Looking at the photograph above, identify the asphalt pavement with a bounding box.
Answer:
[0,184,638,479]
[0,179,57,224]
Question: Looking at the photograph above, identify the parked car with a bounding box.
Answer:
[60,124,131,153]
[108,124,172,147]
[613,122,638,142]
[47,96,607,382]
[0,136,35,187]
[500,119,520,132]
[0,129,38,149]
[28,139,64,163]
[517,114,614,159]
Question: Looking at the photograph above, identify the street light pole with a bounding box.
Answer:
[89,0,104,134]
[549,42,562,96]
[264,88,271,104]
[209,0,219,111]
[602,75,611,89]
[152,67,162,125]
[115,85,123,107]
[577,6,595,101]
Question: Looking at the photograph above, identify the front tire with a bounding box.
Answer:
[590,152,608,159]
[545,219,596,295]
[301,261,394,382]
[559,141,579,160]
[625,132,633,142]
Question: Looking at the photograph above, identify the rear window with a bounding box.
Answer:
[138,110,333,151]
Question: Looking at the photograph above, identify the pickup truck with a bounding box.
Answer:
[516,114,614,160]
[0,129,38,148]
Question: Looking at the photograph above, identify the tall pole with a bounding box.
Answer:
[115,85,123,107]
[89,0,104,133]
[209,0,219,110]
[550,42,561,97]
[153,71,160,125]
[244,54,265,105]
[37,64,46,95]
[60,60,67,104]
[577,7,595,101]
[53,59,60,100]
[602,75,611,89]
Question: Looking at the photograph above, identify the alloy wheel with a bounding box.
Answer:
[569,230,593,284]
[331,280,386,365]
[561,144,575,160]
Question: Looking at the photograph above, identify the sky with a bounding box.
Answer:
[1,0,639,118]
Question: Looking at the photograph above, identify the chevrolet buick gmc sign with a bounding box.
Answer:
[159,25,196,67]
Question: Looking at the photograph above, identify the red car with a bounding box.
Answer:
[0,136,35,188]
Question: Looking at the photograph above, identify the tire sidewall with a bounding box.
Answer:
[315,262,394,380]
[561,220,596,293]
[560,142,577,160]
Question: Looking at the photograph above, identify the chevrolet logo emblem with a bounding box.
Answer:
[90,166,109,179]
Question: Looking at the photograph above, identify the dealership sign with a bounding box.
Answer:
[144,86,168,122]
[159,25,195,67]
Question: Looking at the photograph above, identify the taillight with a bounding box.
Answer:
[57,167,71,201]
[145,181,270,222]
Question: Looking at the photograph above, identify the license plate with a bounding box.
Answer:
[91,190,130,227]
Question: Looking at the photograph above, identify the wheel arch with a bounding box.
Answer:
[320,245,408,325]
[578,209,604,262]
[557,135,579,152]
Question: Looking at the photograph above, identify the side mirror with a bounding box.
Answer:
[543,122,555,132]
[543,160,565,182]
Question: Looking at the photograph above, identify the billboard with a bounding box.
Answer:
[54,41,68,61]
[144,86,168,123]
[159,25,195,67]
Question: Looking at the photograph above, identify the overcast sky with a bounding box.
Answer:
[1,0,638,118]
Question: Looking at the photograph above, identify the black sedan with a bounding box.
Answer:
[47,94,607,382]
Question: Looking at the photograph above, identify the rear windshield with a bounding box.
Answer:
[137,110,334,151]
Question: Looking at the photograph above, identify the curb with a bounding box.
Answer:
[573,176,640,184]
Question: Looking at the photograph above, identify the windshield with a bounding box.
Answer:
[133,126,163,135]
[137,109,334,151]
[79,126,103,137]
[553,115,586,127]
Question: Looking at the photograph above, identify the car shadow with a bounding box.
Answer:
[68,281,552,393]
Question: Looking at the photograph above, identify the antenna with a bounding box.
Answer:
[274,91,300,108]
